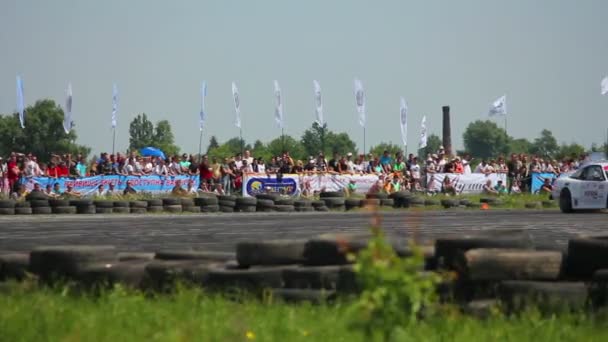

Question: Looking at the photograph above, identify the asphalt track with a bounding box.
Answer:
[0,210,605,253]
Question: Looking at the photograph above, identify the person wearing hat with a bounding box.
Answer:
[304,157,316,172]
[345,152,355,173]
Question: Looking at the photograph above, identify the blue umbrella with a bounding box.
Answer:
[140,147,166,160]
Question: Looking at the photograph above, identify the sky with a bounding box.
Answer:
[1,0,607,156]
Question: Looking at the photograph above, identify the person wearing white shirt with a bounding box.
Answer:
[154,160,169,176]
[244,150,254,166]
[462,156,472,175]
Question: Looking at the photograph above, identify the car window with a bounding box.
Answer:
[584,165,605,181]
[570,168,584,179]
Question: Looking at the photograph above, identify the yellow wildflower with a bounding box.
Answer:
[245,331,255,340]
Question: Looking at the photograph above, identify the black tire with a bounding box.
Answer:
[112,207,130,214]
[380,199,394,207]
[498,281,588,312]
[275,205,295,212]
[435,230,534,270]
[204,266,287,290]
[161,198,180,206]
[49,199,70,207]
[130,208,147,214]
[270,288,337,304]
[163,205,183,213]
[424,199,440,206]
[147,206,164,213]
[293,200,312,207]
[525,202,542,209]
[75,260,149,289]
[129,201,148,208]
[237,206,257,213]
[200,205,220,213]
[180,198,195,207]
[146,199,163,207]
[32,206,52,215]
[459,199,471,206]
[366,193,388,200]
[256,199,275,208]
[559,191,573,213]
[182,206,201,213]
[194,197,219,206]
[14,207,32,215]
[256,194,280,202]
[345,198,362,209]
[93,200,114,208]
[218,200,236,207]
[295,206,314,212]
[236,197,257,206]
[155,250,235,261]
[275,198,294,206]
[466,202,482,209]
[409,197,425,205]
[257,206,275,212]
[360,198,380,207]
[542,200,556,208]
[30,245,118,281]
[25,192,48,201]
[314,206,329,212]
[322,198,345,208]
[76,205,96,214]
[15,201,31,208]
[95,207,114,214]
[142,260,214,291]
[566,237,608,279]
[218,195,237,202]
[441,199,459,208]
[0,253,30,281]
[303,234,371,265]
[0,200,16,209]
[69,199,93,207]
[29,200,50,208]
[117,252,155,262]
[389,191,411,199]
[51,206,77,214]
[283,265,351,290]
[459,249,563,281]
[319,191,344,198]
[220,206,234,213]
[311,200,325,208]
[113,201,129,208]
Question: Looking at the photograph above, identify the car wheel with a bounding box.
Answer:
[559,190,573,213]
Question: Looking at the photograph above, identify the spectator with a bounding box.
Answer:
[539,178,553,194]
[64,184,82,198]
[393,155,406,175]
[199,155,214,189]
[171,179,188,197]
[316,153,327,172]
[462,154,473,174]
[23,156,42,177]
[234,154,243,169]
[441,176,456,196]
[169,156,182,175]
[345,152,355,173]
[179,154,191,174]
[241,159,253,174]
[426,175,439,195]
[244,150,254,165]
[385,174,402,193]
[510,180,522,194]
[483,180,499,195]
[11,183,28,201]
[345,179,357,196]
[474,160,491,175]
[292,160,304,173]
[76,156,87,177]
[106,182,117,196]
[7,155,20,193]
[95,184,107,197]
[328,152,340,172]
[221,158,234,195]
[123,180,137,195]
[409,157,421,190]
[304,157,316,172]
[186,179,198,195]
[379,150,392,168]
[494,180,508,195]
[453,157,464,174]
[142,157,154,175]
[154,159,169,176]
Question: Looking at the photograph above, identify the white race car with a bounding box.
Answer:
[553,162,608,213]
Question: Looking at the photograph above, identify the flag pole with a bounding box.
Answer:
[281,128,285,153]
[504,116,508,136]
[198,129,203,162]
[363,126,366,155]
[240,128,244,156]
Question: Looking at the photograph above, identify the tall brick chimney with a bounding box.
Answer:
[442,106,452,156]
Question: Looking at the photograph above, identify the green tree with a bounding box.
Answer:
[327,132,357,156]
[300,122,357,157]
[206,136,219,154]
[128,113,155,152]
[509,138,533,155]
[369,142,403,158]
[556,143,585,160]
[530,129,560,158]
[418,134,442,158]
[154,120,179,157]
[463,120,510,158]
[267,135,306,161]
[0,99,90,162]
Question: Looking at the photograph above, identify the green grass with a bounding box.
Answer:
[1,283,607,342]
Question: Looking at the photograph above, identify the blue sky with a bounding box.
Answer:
[1,0,607,155]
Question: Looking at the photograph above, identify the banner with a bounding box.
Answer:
[111,83,118,128]
[419,115,427,148]
[64,83,73,134]
[530,172,559,194]
[425,173,507,194]
[399,97,407,147]
[23,175,199,197]
[274,80,284,128]
[488,95,507,116]
[232,82,241,128]
[242,173,380,197]
[354,79,366,127]
[200,81,207,131]
[16,75,25,129]
[313,80,324,125]
[602,76,608,96]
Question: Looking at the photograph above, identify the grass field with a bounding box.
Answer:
[1,282,607,342]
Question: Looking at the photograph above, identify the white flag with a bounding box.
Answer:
[419,115,427,149]
[232,82,241,128]
[274,80,284,128]
[111,83,118,128]
[313,80,324,126]
[16,75,25,129]
[63,83,73,134]
[354,78,366,127]
[199,81,207,131]
[601,76,608,96]
[399,97,408,147]
[488,95,507,116]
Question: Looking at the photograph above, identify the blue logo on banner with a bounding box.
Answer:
[246,177,297,195]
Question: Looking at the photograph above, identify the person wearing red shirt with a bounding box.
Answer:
[47,163,60,178]
[198,155,213,191]
[57,162,70,177]
[7,155,20,193]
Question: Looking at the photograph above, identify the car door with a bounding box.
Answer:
[580,165,606,208]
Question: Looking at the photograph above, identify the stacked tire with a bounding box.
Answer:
[312,200,328,212]
[294,200,314,212]
[345,198,361,211]
[389,191,412,208]
[274,198,295,213]
[49,199,76,214]
[30,199,52,215]
[146,199,163,213]
[181,198,200,213]
[14,201,32,215]
[129,200,148,214]
[218,195,236,213]
[256,198,276,212]
[113,201,130,214]
[236,197,257,213]
[162,198,182,213]
[319,191,345,211]
[70,199,95,214]
[94,200,114,214]
[195,196,219,213]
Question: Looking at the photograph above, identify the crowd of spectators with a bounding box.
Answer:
[1,147,590,199]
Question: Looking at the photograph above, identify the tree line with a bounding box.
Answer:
[0,99,602,163]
